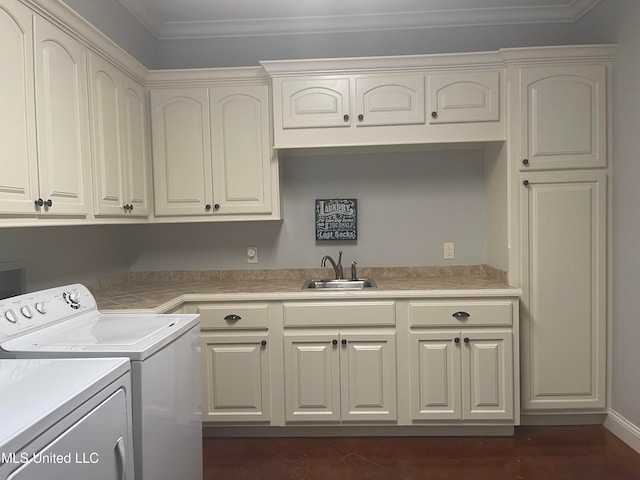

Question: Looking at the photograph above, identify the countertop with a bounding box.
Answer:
[92,267,520,313]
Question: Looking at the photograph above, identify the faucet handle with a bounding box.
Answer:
[338,250,343,263]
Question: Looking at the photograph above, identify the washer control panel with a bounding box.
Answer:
[0,284,97,344]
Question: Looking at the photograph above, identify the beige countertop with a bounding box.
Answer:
[92,267,520,313]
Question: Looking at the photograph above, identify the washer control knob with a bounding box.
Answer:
[4,309,18,323]
[20,306,33,319]
[35,302,47,314]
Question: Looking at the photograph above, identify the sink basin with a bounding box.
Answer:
[302,279,377,290]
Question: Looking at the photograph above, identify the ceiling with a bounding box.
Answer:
[117,0,602,40]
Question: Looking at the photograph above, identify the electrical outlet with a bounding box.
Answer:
[247,247,258,264]
[444,242,455,260]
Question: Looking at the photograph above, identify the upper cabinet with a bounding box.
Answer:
[280,74,425,130]
[0,3,91,218]
[150,88,213,217]
[0,0,38,215]
[33,16,90,216]
[89,53,150,217]
[149,75,279,220]
[518,65,607,171]
[428,71,500,124]
[281,78,350,129]
[262,57,505,149]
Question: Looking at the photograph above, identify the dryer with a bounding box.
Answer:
[0,284,202,480]
[0,357,133,479]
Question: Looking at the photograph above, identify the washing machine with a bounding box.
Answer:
[0,284,203,480]
[0,357,133,479]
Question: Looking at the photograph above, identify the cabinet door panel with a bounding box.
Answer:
[462,330,513,420]
[521,173,606,410]
[89,54,124,216]
[0,0,38,215]
[356,75,425,126]
[121,75,150,216]
[284,334,340,422]
[410,331,461,420]
[340,333,397,422]
[201,335,270,421]
[520,65,606,170]
[34,17,89,216]
[210,85,272,214]
[280,78,350,129]
[428,71,500,124]
[150,88,213,216]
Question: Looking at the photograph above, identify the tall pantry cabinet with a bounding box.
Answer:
[507,51,611,416]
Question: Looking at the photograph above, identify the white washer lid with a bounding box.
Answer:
[0,358,129,455]
[1,313,200,361]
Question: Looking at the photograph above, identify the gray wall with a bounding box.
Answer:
[126,150,487,271]
[154,19,614,69]
[62,0,156,67]
[609,1,640,431]
[0,225,133,291]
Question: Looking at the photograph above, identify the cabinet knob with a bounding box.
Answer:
[523,180,530,186]
[44,199,52,207]
[205,204,211,211]
[343,114,349,122]
[357,114,364,122]
[130,204,134,211]
[35,198,44,207]
[452,311,470,320]
[522,158,529,166]
[224,314,241,322]
[431,111,438,119]
[464,337,470,344]
[214,204,220,211]
[341,339,347,346]
[454,337,460,344]
[261,340,267,347]
[332,339,338,346]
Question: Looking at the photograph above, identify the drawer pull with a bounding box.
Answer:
[452,311,470,320]
[261,340,267,347]
[464,337,470,344]
[454,337,460,344]
[224,314,242,322]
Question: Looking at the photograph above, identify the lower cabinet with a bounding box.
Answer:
[200,333,271,422]
[283,331,396,423]
[410,329,513,421]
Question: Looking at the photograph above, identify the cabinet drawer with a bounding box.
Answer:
[283,301,395,327]
[197,304,269,330]
[409,300,512,327]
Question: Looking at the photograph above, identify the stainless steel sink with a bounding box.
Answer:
[302,279,377,290]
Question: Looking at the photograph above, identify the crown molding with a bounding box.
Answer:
[146,66,269,87]
[118,0,602,40]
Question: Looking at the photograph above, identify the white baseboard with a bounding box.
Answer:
[604,409,640,454]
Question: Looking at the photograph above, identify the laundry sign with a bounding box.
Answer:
[315,198,357,241]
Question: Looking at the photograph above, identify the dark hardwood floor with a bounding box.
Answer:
[202,426,640,479]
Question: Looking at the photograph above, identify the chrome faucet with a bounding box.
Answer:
[321,251,343,280]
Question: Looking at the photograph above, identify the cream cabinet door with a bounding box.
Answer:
[89,53,124,216]
[150,88,213,216]
[0,0,38,215]
[210,85,272,214]
[428,71,500,124]
[120,74,150,216]
[461,330,513,420]
[355,74,425,127]
[279,78,351,129]
[33,17,90,216]
[201,334,271,422]
[410,331,462,420]
[519,65,607,170]
[284,333,341,422]
[520,172,606,411]
[340,333,397,422]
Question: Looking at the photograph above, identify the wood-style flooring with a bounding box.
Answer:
[202,426,640,479]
